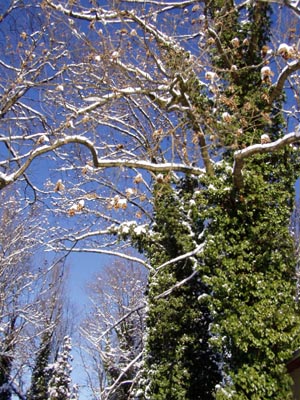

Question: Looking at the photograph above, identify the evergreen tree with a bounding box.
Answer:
[27,333,52,400]
[47,336,77,400]
[0,318,17,400]
[201,160,298,399]
[138,178,221,400]
[0,344,13,400]
[196,2,300,398]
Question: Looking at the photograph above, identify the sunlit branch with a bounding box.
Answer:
[0,133,206,189]
[0,136,98,188]
[77,87,156,115]
[154,242,205,274]
[233,130,300,188]
[81,303,145,346]
[270,60,300,103]
[102,351,143,400]
[50,246,152,270]
[155,269,198,299]
[128,12,180,50]
[65,229,116,241]
[121,0,195,5]
[45,1,119,21]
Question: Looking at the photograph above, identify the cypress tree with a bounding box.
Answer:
[47,336,77,400]
[139,178,221,400]
[0,318,17,400]
[0,353,12,400]
[27,333,52,400]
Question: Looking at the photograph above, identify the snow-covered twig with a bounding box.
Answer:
[102,351,143,399]
[81,302,146,346]
[49,246,152,270]
[155,269,198,299]
[155,242,205,273]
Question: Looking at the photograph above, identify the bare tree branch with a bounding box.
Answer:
[270,60,300,103]
[233,130,300,188]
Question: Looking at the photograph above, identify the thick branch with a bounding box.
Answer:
[0,132,205,190]
[233,130,300,188]
[0,136,98,189]
[197,130,214,176]
[269,60,300,103]
[94,159,205,176]
[155,242,205,273]
[103,351,143,399]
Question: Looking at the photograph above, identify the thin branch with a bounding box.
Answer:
[102,351,143,399]
[207,28,232,69]
[155,269,198,299]
[49,246,152,271]
[155,242,205,274]
[81,303,146,345]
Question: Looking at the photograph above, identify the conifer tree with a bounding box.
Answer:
[0,334,14,400]
[138,178,221,399]
[47,336,78,400]
[27,333,52,400]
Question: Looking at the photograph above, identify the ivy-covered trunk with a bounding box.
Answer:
[200,155,299,399]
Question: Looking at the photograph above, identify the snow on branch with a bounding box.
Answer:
[78,87,148,114]
[82,303,146,346]
[270,60,300,103]
[155,269,198,299]
[0,136,98,189]
[233,130,300,188]
[45,1,119,21]
[128,12,180,50]
[94,160,205,176]
[120,0,195,5]
[102,351,143,399]
[0,135,205,190]
[154,242,205,274]
[49,246,152,270]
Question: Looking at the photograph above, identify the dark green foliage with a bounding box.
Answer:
[0,318,17,400]
[27,333,52,400]
[47,336,75,400]
[141,180,221,400]
[0,354,12,400]
[199,158,300,399]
